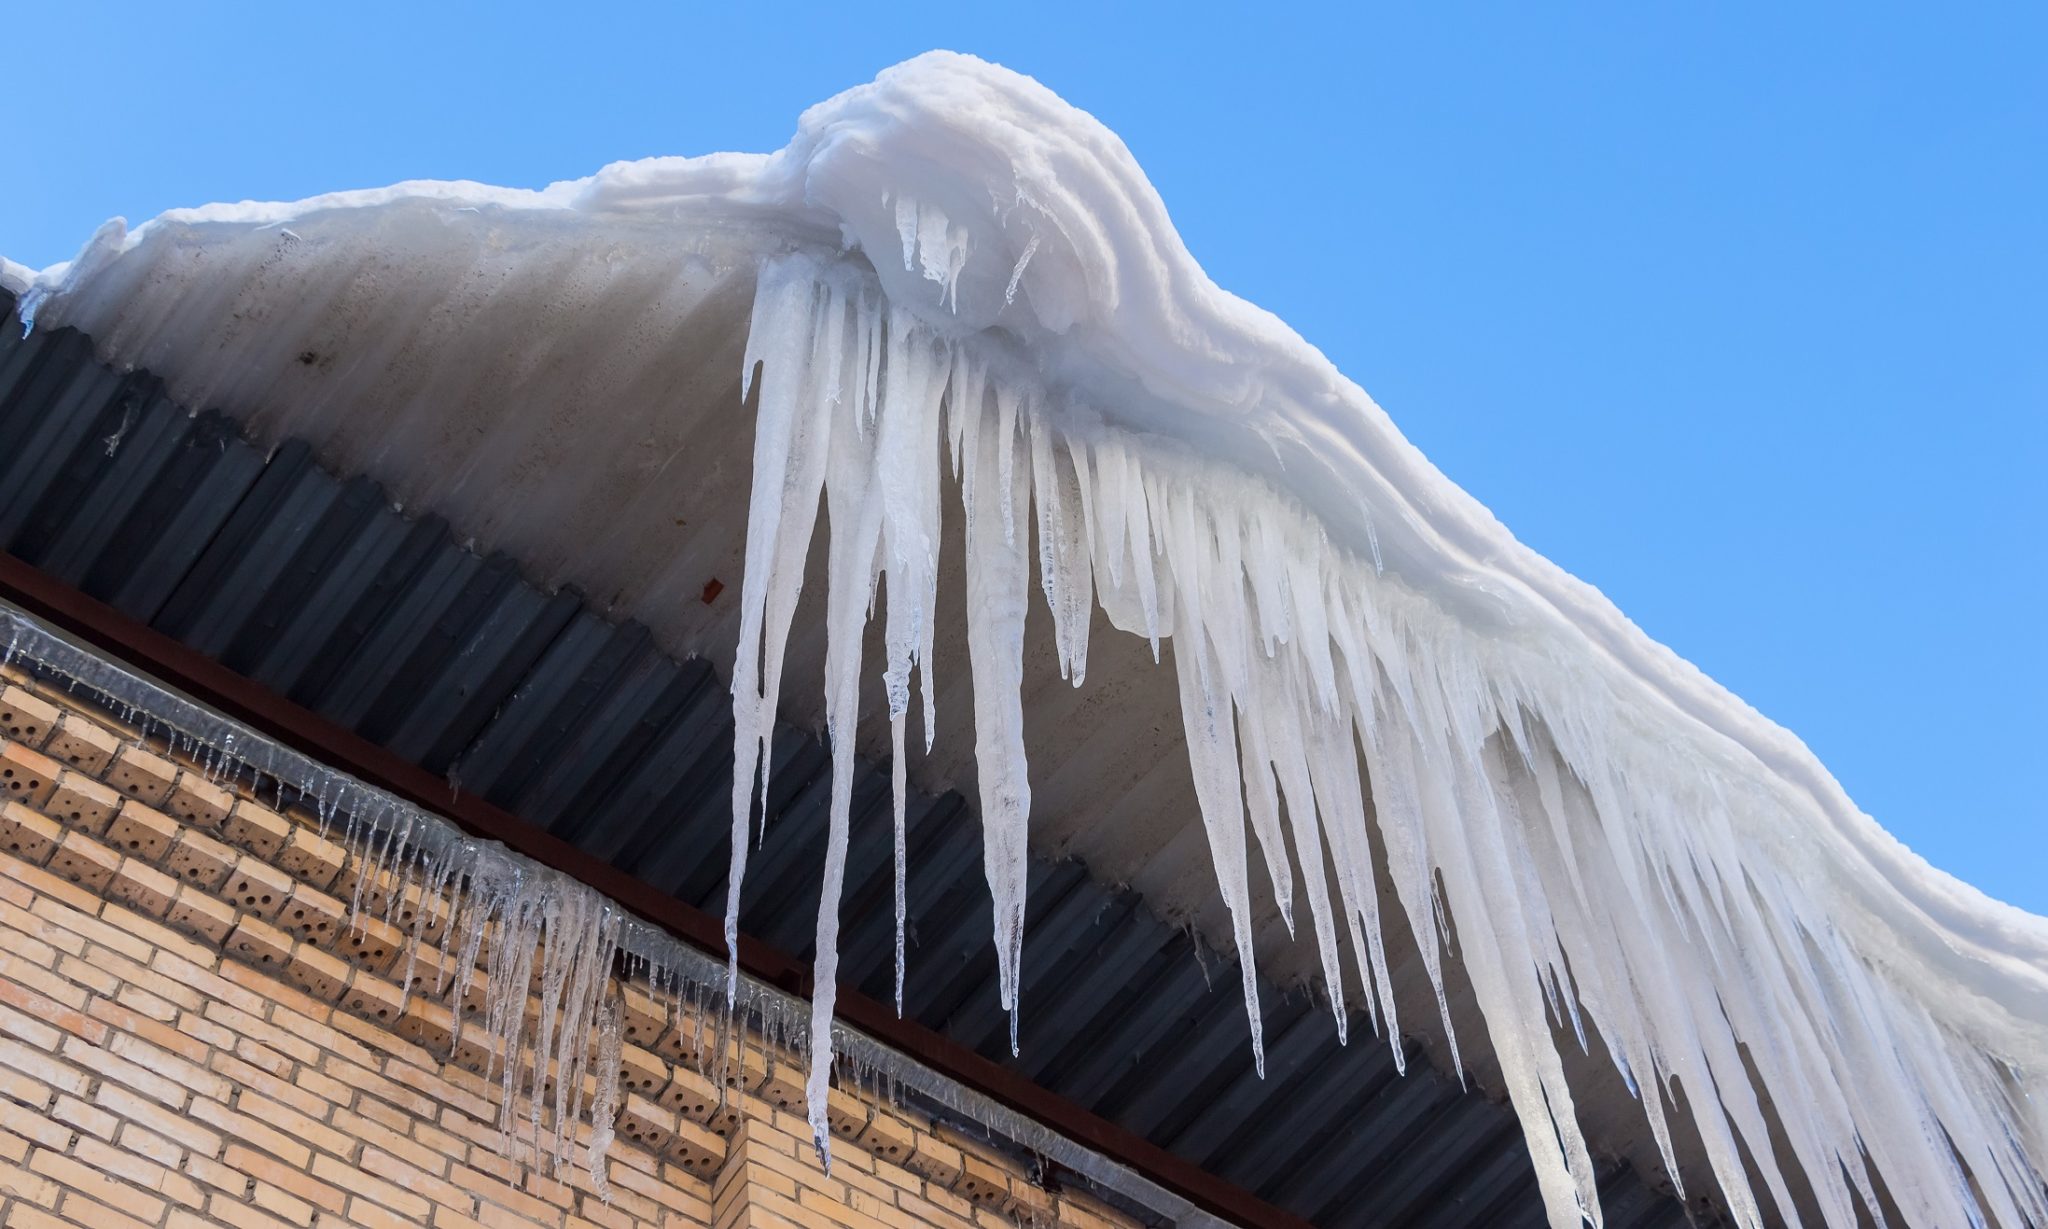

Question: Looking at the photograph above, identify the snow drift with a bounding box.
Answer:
[14,50,2046,1229]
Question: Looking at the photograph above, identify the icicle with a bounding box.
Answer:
[804,310,889,1161]
[958,376,1035,1050]
[891,714,909,1015]
[725,262,835,998]
[587,995,622,1204]
[706,251,2047,1229]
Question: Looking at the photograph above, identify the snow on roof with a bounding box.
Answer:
[16,50,2045,1229]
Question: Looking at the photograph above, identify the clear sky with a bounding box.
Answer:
[9,4,2043,912]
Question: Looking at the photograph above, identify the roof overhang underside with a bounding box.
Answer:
[0,286,1706,1228]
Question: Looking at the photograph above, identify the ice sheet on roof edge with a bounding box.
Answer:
[14,49,2045,1229]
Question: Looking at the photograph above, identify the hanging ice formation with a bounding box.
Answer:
[720,240,2048,1227]
[0,611,874,1204]
[14,49,2048,1229]
[705,62,2048,1229]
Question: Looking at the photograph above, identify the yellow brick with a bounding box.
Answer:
[163,827,238,891]
[96,1082,224,1158]
[334,913,405,975]
[107,1030,231,1102]
[1,849,104,917]
[0,689,58,749]
[218,801,291,861]
[57,1191,158,1229]
[104,800,180,863]
[0,686,1140,1229]
[42,712,121,776]
[0,740,59,808]
[616,1042,670,1101]
[273,828,345,891]
[98,897,218,972]
[162,773,234,833]
[106,746,177,807]
[0,802,62,865]
[216,960,330,1028]
[0,1155,61,1212]
[280,942,351,1003]
[617,1091,684,1156]
[220,858,296,921]
[312,1151,433,1220]
[43,771,120,835]
[664,1112,728,1179]
[187,1096,312,1170]
[222,1143,348,1216]
[856,1110,919,1173]
[394,996,456,1055]
[448,1160,561,1224]
[619,982,668,1049]
[225,917,295,975]
[275,882,347,948]
[45,828,121,894]
[106,857,180,918]
[333,970,409,1036]
[29,1146,168,1224]
[166,883,239,947]
[206,1193,300,1229]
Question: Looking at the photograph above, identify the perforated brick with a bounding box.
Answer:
[47,828,120,893]
[615,1044,669,1104]
[335,913,404,975]
[658,1066,738,1139]
[104,800,179,863]
[106,857,179,918]
[824,1085,871,1144]
[617,1093,682,1155]
[280,944,351,1003]
[225,917,295,972]
[274,829,345,890]
[327,860,420,927]
[40,713,119,775]
[221,858,297,921]
[0,740,60,808]
[620,983,667,1051]
[165,883,238,947]
[163,827,237,890]
[0,800,62,864]
[106,745,178,806]
[0,687,58,748]
[275,883,348,948]
[162,773,233,833]
[218,800,291,861]
[45,772,120,835]
[664,1114,727,1178]
[395,998,456,1055]
[339,967,405,1028]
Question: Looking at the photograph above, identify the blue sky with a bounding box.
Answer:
[9,4,2042,911]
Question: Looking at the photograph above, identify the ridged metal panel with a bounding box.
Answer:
[0,294,1689,1227]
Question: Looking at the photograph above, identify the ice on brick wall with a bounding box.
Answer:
[17,50,2048,1229]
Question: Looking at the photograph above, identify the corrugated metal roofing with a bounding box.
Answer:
[0,292,1696,1228]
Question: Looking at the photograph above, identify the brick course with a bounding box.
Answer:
[0,669,1136,1229]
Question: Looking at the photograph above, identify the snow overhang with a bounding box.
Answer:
[12,51,2046,1229]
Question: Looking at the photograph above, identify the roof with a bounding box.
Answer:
[0,290,1697,1227]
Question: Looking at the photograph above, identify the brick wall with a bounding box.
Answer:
[0,665,1139,1229]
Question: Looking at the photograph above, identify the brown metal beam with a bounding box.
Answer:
[0,548,1316,1229]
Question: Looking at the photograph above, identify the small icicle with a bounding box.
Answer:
[586,994,623,1202]
[892,714,909,1016]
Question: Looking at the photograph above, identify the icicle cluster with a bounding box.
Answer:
[722,253,2046,1228]
[0,566,1248,1229]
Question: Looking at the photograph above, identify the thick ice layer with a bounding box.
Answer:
[16,51,2047,1228]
